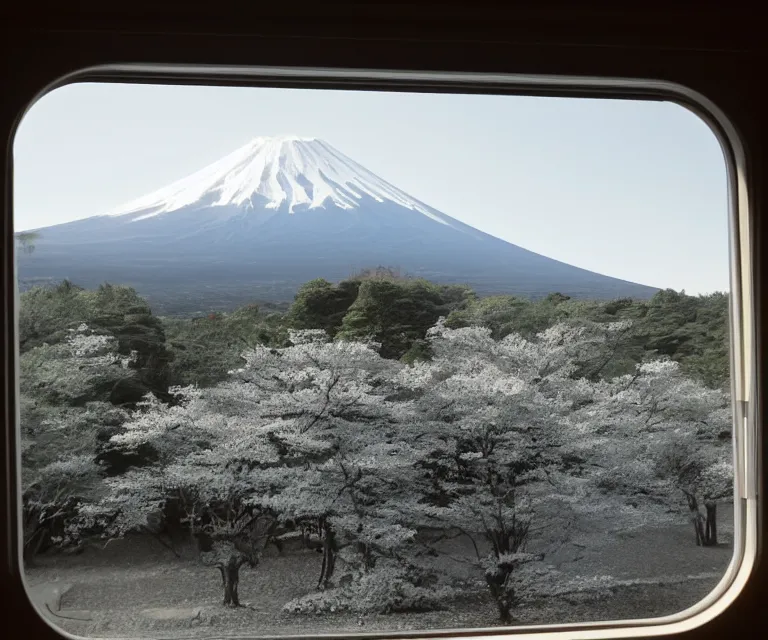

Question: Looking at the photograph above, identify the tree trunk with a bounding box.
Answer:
[221,557,243,607]
[684,492,706,546]
[23,527,47,567]
[684,492,719,547]
[23,509,43,565]
[692,514,705,546]
[317,518,337,589]
[704,502,718,546]
[485,566,515,624]
[495,599,513,625]
[357,541,375,571]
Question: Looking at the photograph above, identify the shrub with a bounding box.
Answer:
[283,565,455,615]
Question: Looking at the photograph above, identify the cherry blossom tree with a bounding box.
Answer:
[72,384,280,607]
[74,329,410,607]
[389,319,643,623]
[223,329,415,588]
[578,359,733,546]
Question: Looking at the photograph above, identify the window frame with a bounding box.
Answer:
[3,63,762,640]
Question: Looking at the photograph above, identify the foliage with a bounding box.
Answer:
[391,320,650,621]
[19,325,136,558]
[18,274,733,621]
[335,278,474,359]
[286,271,474,360]
[71,330,408,605]
[283,563,455,614]
[162,303,287,387]
[569,358,732,545]
[61,316,733,620]
[19,278,728,396]
[18,281,173,402]
[286,278,362,337]
[445,289,730,388]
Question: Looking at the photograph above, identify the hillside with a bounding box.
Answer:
[16,136,658,310]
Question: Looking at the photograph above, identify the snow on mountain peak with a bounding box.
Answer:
[108,136,449,224]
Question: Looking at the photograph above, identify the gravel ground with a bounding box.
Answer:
[31,577,727,639]
[24,513,736,639]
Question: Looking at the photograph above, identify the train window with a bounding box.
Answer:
[11,69,756,639]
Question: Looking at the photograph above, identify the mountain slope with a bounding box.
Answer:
[17,136,658,313]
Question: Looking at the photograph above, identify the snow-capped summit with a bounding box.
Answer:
[109,136,449,223]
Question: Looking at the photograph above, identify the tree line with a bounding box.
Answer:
[163,269,729,389]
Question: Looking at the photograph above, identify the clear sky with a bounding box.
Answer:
[13,82,730,294]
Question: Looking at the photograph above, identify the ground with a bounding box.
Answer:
[24,506,735,638]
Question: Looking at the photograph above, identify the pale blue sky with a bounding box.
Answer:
[13,82,729,294]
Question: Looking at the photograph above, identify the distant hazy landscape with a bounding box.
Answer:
[16,136,659,315]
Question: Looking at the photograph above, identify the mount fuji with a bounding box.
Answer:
[17,135,658,313]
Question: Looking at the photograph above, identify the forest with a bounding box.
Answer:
[18,270,733,632]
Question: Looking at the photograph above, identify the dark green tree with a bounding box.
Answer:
[163,303,287,387]
[286,278,361,337]
[336,278,472,359]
